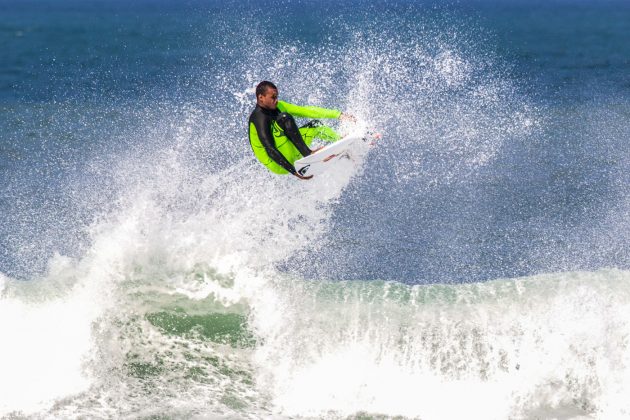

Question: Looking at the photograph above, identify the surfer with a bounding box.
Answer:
[248,81,355,180]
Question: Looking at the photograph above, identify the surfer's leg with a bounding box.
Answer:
[300,120,341,143]
[275,112,312,157]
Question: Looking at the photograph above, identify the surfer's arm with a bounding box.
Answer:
[277,101,342,119]
[251,119,297,175]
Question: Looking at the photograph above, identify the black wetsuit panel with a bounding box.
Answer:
[276,112,312,157]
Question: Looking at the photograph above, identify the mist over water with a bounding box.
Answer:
[1,0,629,418]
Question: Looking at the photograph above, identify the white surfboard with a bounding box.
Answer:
[294,133,369,177]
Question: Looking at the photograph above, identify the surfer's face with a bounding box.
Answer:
[257,88,278,110]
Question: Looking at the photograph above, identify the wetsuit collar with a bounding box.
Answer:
[256,104,279,116]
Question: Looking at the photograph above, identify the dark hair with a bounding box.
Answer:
[256,81,277,97]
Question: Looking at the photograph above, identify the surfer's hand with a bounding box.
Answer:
[294,173,313,180]
[339,112,356,122]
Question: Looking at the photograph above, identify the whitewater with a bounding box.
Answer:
[1,1,629,419]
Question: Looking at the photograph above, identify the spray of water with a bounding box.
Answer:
[1,5,628,419]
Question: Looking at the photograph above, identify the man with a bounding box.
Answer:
[248,81,354,180]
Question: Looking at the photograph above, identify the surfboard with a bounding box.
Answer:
[294,133,369,177]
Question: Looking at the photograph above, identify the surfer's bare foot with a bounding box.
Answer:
[366,130,382,140]
[366,131,381,145]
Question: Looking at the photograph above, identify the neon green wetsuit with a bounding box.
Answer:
[248,100,342,175]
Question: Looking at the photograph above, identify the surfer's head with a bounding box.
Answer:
[256,81,278,110]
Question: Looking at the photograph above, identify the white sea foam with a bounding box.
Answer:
[0,261,94,415]
[248,269,630,419]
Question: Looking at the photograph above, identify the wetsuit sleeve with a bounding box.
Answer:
[277,101,342,119]
[251,115,297,175]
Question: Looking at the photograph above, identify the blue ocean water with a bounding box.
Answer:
[1,0,629,418]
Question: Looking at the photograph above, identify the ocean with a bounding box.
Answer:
[1,0,629,418]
